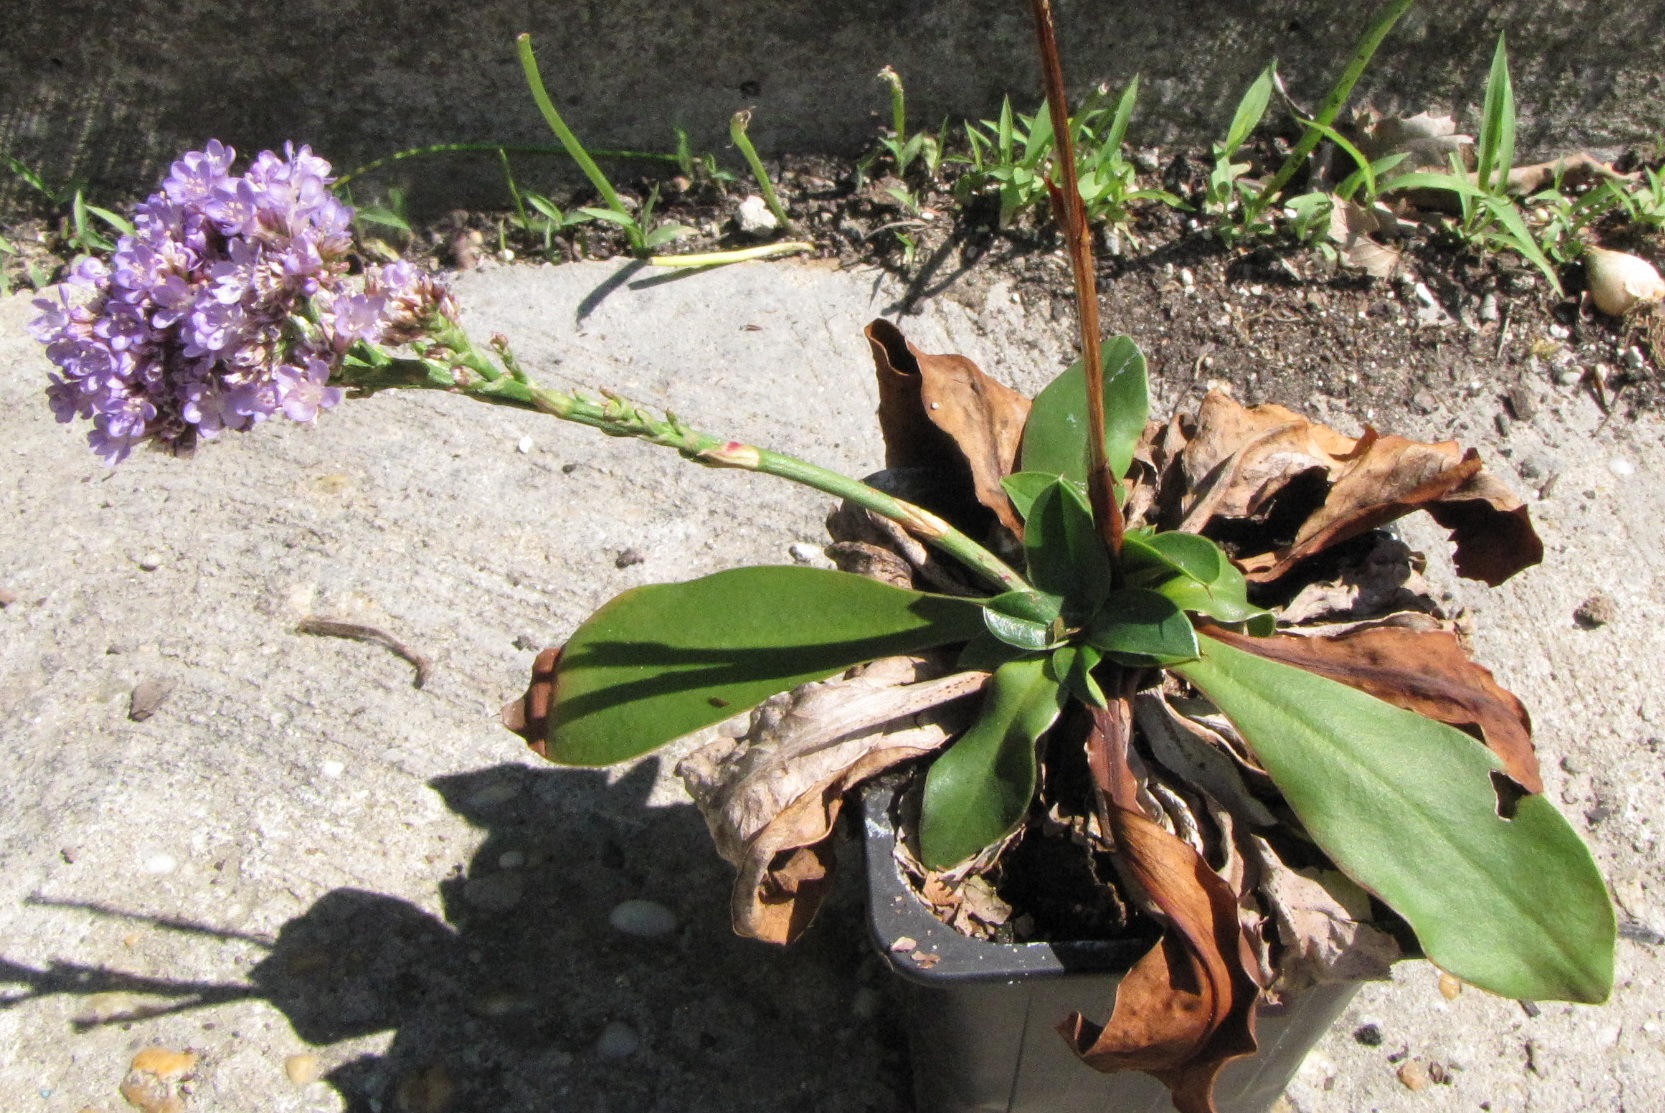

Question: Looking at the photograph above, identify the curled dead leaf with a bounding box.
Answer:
[677,656,988,943]
[1061,703,1261,1113]
[1167,392,1540,587]
[866,319,1031,536]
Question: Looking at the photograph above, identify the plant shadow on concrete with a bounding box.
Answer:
[2,764,907,1113]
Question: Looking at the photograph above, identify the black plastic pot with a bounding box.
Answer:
[862,777,1357,1113]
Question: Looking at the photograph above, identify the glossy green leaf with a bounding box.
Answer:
[1000,471,1082,521]
[1053,643,1107,708]
[958,631,1035,672]
[546,567,986,765]
[920,656,1066,868]
[1124,530,1274,633]
[1223,66,1275,156]
[1020,337,1149,485]
[982,590,1065,651]
[1122,528,1224,585]
[1082,588,1200,666]
[1024,479,1111,621]
[1174,635,1615,1004]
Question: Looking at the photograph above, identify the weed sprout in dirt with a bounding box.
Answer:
[33,11,1618,1113]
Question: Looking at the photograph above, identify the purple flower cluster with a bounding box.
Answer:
[31,141,457,464]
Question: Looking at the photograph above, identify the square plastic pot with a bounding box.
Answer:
[862,777,1357,1113]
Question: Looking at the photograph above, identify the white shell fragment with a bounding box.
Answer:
[1585,247,1665,317]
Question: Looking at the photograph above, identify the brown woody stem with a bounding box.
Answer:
[1029,0,1125,559]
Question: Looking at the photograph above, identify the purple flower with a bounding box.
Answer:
[32,141,461,464]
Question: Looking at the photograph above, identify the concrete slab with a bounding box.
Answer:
[0,258,1660,1111]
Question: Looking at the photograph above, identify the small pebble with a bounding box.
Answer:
[462,871,526,912]
[595,1020,641,1059]
[321,760,345,778]
[615,548,646,569]
[138,552,164,571]
[788,542,823,565]
[497,849,526,869]
[1548,323,1570,340]
[141,851,178,875]
[284,1052,321,1086]
[1574,594,1618,629]
[0,587,17,607]
[513,632,541,651]
[1609,457,1636,477]
[129,678,175,722]
[1397,1059,1432,1091]
[1555,367,1582,387]
[1353,1022,1383,1046]
[1561,755,1583,775]
[517,436,534,454]
[608,898,678,938]
[736,195,779,238]
[1438,972,1463,999]
[131,1048,197,1079]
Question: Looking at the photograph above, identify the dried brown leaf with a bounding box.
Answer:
[501,647,560,757]
[1505,153,1634,197]
[1173,392,1540,586]
[1200,623,1542,793]
[865,319,1031,535]
[1328,200,1402,279]
[677,657,988,943]
[1247,836,1400,992]
[1358,111,1472,173]
[1061,704,1260,1113]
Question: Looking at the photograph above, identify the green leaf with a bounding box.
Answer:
[1479,196,1563,295]
[580,206,638,228]
[1174,635,1615,1004]
[1020,336,1149,485]
[1024,479,1111,621]
[957,630,1034,671]
[1122,529,1224,585]
[1104,75,1139,155]
[1082,588,1200,666]
[1053,643,1107,708]
[1224,66,1276,156]
[1476,33,1516,195]
[920,656,1066,868]
[982,590,1064,652]
[643,222,692,249]
[999,471,1082,520]
[1123,529,1274,632]
[545,567,986,765]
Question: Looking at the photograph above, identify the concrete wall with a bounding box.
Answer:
[3,0,1661,212]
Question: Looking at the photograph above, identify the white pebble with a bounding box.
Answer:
[141,851,177,875]
[788,542,823,565]
[1609,458,1637,477]
[498,850,526,869]
[517,436,534,454]
[138,552,163,571]
[594,1020,640,1059]
[321,760,345,778]
[608,898,678,938]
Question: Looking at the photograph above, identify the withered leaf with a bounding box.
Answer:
[1327,200,1402,279]
[502,646,561,758]
[676,656,988,943]
[1505,153,1634,198]
[866,319,1031,536]
[1172,392,1540,586]
[1062,704,1260,1113]
[1200,623,1542,793]
[1247,835,1400,993]
[1357,111,1472,174]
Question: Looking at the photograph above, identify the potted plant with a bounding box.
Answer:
[30,3,1612,1112]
